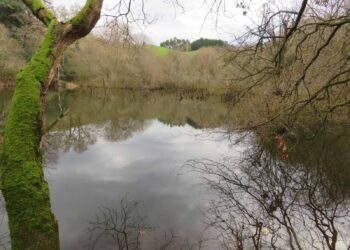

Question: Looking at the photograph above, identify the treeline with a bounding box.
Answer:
[1,0,349,128]
[0,0,232,90]
[62,35,230,90]
[0,0,232,91]
[0,21,230,90]
[160,37,227,51]
[191,38,226,51]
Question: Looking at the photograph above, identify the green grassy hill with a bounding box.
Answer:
[145,45,197,57]
[145,45,171,56]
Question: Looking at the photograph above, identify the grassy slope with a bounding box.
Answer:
[145,45,171,56]
[145,45,197,57]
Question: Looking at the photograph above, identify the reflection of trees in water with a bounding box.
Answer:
[186,131,350,250]
[43,115,149,166]
[50,89,233,131]
[44,116,98,166]
[86,195,216,250]
[102,119,150,142]
[0,197,10,249]
[44,89,221,166]
[0,90,17,248]
[158,117,202,129]
[87,195,152,250]
[284,127,350,197]
[4,88,235,164]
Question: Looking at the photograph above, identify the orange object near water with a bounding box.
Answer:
[276,135,288,160]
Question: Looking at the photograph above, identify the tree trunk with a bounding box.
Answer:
[1,21,61,250]
[0,1,103,249]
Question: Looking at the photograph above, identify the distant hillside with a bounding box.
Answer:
[145,45,197,57]
[191,38,226,51]
[145,45,171,56]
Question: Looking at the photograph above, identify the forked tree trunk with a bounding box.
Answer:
[0,1,103,249]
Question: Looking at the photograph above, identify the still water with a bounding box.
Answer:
[0,88,349,249]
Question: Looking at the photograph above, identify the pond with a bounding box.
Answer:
[0,88,349,249]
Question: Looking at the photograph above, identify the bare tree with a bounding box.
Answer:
[186,131,350,249]
[204,0,350,128]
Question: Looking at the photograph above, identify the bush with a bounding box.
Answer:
[191,38,226,51]
[0,24,25,82]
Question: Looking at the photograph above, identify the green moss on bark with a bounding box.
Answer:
[23,0,55,25]
[69,0,93,25]
[1,21,59,250]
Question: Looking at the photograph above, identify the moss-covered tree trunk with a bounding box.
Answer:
[0,0,103,249]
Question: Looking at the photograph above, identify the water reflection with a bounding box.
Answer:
[187,128,350,249]
[42,88,234,168]
[45,119,230,249]
[0,90,12,249]
[0,197,10,250]
[0,88,349,249]
[87,195,152,250]
[87,194,218,250]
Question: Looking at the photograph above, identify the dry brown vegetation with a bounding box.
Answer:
[220,27,350,129]
[0,13,45,85]
[62,35,230,91]
[1,0,349,129]
[0,24,25,83]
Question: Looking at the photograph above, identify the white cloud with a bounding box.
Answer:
[51,0,261,44]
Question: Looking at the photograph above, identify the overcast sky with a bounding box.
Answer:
[52,0,265,45]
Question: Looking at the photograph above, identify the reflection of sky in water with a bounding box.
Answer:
[44,120,242,249]
[1,88,349,249]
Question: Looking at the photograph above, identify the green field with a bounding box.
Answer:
[145,45,197,57]
[145,45,171,56]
